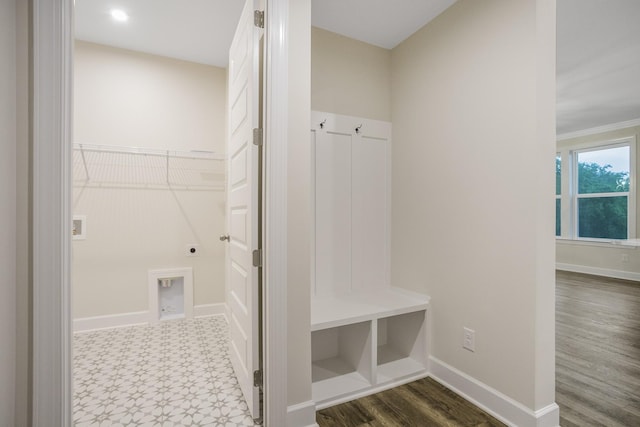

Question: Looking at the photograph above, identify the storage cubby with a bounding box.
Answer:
[310,112,430,409]
[377,310,427,383]
[312,321,372,403]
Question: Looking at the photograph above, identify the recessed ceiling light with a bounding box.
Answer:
[110,9,129,22]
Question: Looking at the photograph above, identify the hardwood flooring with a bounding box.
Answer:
[316,377,506,427]
[317,272,640,426]
[556,271,640,427]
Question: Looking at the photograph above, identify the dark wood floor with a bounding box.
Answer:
[316,377,505,427]
[556,271,640,427]
[316,271,640,426]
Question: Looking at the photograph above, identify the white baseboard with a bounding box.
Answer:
[314,371,429,411]
[429,357,559,427]
[287,400,318,427]
[193,303,227,318]
[556,263,640,282]
[74,311,149,333]
[74,303,228,332]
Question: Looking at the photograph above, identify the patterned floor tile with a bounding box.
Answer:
[73,317,260,426]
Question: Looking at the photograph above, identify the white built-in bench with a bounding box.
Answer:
[311,288,430,409]
[310,112,430,408]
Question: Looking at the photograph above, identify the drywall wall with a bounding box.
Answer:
[72,186,226,318]
[0,0,17,424]
[288,0,313,410]
[74,41,226,152]
[311,26,391,122]
[557,124,640,277]
[15,0,30,424]
[391,0,556,412]
[73,42,227,319]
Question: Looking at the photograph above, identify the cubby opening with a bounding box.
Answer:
[377,310,427,383]
[312,321,372,402]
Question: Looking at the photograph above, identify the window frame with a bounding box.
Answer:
[557,136,636,242]
[555,153,561,237]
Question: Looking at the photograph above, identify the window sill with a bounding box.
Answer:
[556,237,639,248]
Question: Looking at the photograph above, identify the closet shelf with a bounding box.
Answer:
[73,143,226,190]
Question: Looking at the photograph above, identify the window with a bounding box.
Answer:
[556,138,635,241]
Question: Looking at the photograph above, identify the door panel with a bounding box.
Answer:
[226,0,262,419]
[314,131,353,296]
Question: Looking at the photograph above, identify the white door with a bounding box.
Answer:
[226,0,263,419]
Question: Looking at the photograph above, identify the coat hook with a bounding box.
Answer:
[355,124,362,134]
[319,119,326,129]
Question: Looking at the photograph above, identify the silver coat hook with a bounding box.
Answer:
[319,119,326,129]
[355,124,363,134]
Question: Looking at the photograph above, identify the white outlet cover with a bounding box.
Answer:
[463,327,475,352]
[185,244,200,257]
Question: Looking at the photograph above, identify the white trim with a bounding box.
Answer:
[72,304,227,333]
[556,237,639,249]
[193,303,228,318]
[73,311,149,333]
[557,117,640,141]
[287,400,318,427]
[32,0,74,425]
[429,357,559,427]
[314,371,429,411]
[148,267,194,322]
[264,0,289,425]
[556,263,640,282]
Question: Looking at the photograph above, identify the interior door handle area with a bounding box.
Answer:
[220,235,230,242]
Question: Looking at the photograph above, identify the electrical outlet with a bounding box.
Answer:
[621,253,629,263]
[463,327,475,352]
[185,244,200,257]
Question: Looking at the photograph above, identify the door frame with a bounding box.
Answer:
[31,0,289,425]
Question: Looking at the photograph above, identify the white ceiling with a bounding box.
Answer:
[556,0,640,135]
[74,0,456,66]
[311,0,457,49]
[74,0,640,135]
[74,0,245,68]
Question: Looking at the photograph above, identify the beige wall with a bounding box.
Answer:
[72,187,226,317]
[311,27,391,122]
[73,42,227,318]
[391,0,556,410]
[75,41,226,152]
[288,0,313,409]
[1,0,17,424]
[557,125,640,275]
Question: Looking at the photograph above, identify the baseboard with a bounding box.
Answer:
[429,357,559,427]
[314,371,429,411]
[74,311,149,333]
[556,263,640,282]
[287,400,318,427]
[193,303,227,318]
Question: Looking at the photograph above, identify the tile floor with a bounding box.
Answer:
[73,316,259,426]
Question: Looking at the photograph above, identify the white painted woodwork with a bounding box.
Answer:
[314,130,353,296]
[227,0,261,418]
[311,111,429,408]
[312,111,392,296]
[263,0,290,423]
[310,290,429,409]
[32,0,74,424]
